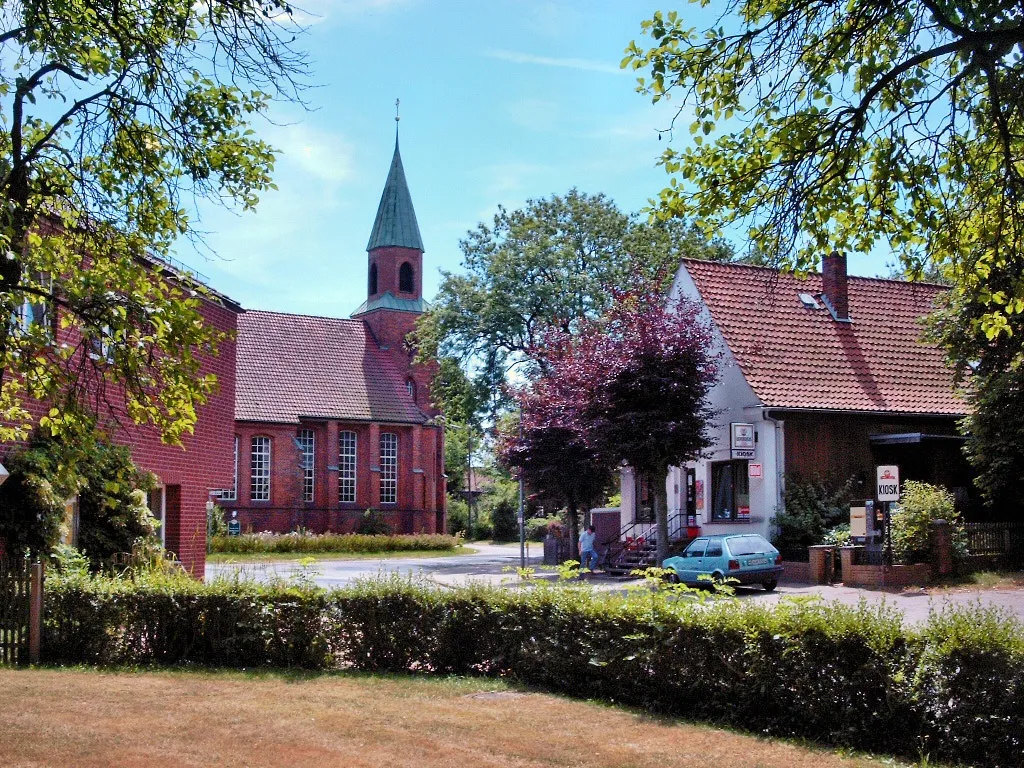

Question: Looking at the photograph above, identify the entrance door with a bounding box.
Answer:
[685,468,697,525]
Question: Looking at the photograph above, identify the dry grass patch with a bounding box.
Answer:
[0,668,919,768]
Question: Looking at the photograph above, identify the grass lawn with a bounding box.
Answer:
[207,547,478,563]
[0,668,921,768]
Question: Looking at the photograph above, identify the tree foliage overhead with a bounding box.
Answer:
[0,0,307,442]
[625,2,1024,288]
[414,189,733,417]
[625,1,1024,510]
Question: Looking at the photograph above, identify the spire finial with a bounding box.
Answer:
[395,98,400,123]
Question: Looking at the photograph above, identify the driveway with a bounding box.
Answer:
[207,545,1024,626]
[205,542,542,590]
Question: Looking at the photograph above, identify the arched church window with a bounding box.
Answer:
[369,263,378,295]
[399,262,414,293]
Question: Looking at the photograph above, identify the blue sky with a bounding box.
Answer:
[174,0,890,317]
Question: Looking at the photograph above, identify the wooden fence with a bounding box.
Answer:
[964,521,1024,570]
[0,559,43,665]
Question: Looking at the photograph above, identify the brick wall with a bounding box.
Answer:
[230,418,444,534]
[843,563,932,589]
[107,298,238,578]
[6,293,239,579]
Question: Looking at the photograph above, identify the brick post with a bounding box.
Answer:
[808,545,835,584]
[368,423,381,509]
[839,545,862,582]
[931,519,953,576]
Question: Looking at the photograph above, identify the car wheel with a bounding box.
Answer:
[665,570,680,584]
[763,578,778,592]
[710,572,725,588]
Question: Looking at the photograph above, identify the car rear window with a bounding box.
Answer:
[727,535,772,556]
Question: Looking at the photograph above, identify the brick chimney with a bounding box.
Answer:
[821,251,850,321]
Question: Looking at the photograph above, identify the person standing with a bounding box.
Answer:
[578,525,599,571]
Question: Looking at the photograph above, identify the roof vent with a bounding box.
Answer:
[798,292,820,309]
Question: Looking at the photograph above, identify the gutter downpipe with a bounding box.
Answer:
[762,409,785,538]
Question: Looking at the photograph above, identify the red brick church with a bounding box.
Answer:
[225,138,446,535]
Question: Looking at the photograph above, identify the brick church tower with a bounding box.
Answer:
[352,136,437,415]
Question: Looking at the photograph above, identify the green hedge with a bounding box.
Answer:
[208,532,460,554]
[42,574,1023,767]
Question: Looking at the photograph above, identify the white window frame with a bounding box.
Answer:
[380,432,398,504]
[12,273,52,337]
[88,324,114,363]
[251,436,271,502]
[339,431,357,503]
[148,486,166,546]
[297,428,315,503]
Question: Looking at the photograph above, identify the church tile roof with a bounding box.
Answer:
[235,310,428,425]
[682,259,965,415]
[351,291,427,317]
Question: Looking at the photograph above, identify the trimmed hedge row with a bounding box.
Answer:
[43,575,1023,767]
[208,532,460,554]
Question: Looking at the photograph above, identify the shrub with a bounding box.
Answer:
[0,428,157,564]
[891,481,969,566]
[207,504,229,541]
[40,573,1023,767]
[356,509,392,535]
[490,498,518,542]
[446,495,469,536]
[209,531,460,555]
[822,524,851,547]
[772,475,855,560]
[525,514,561,542]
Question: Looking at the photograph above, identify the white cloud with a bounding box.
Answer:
[587,105,693,143]
[262,121,355,184]
[287,0,418,25]
[472,161,550,203]
[485,48,625,75]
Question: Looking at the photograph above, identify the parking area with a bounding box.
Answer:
[207,544,1024,627]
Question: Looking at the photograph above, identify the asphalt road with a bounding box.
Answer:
[207,544,1024,627]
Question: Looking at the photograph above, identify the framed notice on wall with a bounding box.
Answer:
[730,422,755,459]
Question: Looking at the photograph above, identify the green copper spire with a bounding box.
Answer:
[366,137,424,252]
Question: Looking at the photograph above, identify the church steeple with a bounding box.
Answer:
[366,138,424,253]
[353,118,426,318]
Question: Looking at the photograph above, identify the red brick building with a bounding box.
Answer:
[226,139,446,534]
[115,280,241,577]
[3,255,241,579]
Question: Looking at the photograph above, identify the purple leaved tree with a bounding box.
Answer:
[506,283,720,565]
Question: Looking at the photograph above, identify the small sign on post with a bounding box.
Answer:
[748,462,763,479]
[876,465,900,501]
[730,423,755,459]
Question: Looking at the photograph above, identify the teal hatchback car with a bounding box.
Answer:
[663,533,783,591]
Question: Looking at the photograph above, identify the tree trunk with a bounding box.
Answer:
[653,470,670,566]
[567,498,579,561]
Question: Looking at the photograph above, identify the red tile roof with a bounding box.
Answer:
[682,259,965,415]
[235,310,428,425]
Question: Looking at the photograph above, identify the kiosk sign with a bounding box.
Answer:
[730,423,755,459]
[876,465,900,502]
